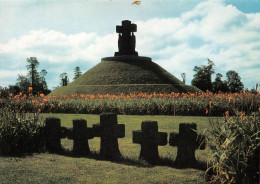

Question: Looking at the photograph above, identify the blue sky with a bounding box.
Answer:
[0,0,260,90]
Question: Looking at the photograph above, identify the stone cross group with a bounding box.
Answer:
[115,20,138,56]
[44,113,206,166]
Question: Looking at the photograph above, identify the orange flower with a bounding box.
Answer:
[206,108,209,114]
[225,111,229,117]
[38,109,41,113]
[132,1,141,5]
[240,113,245,119]
[40,93,44,97]
[43,99,48,103]
[209,101,213,107]
[32,100,35,105]
[9,94,13,97]
[29,87,33,91]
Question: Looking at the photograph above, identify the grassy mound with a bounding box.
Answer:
[51,56,201,95]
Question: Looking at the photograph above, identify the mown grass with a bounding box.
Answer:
[0,114,214,184]
[50,59,201,95]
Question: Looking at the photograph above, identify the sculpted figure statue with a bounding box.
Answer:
[115,20,138,56]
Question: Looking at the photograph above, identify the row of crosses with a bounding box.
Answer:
[44,113,205,166]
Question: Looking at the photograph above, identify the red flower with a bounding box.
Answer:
[225,111,229,117]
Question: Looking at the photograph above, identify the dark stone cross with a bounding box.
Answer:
[92,113,125,159]
[67,119,94,156]
[45,117,67,153]
[169,123,206,166]
[132,121,167,164]
[114,20,138,56]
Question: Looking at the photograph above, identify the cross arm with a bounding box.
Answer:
[157,132,168,146]
[169,132,179,147]
[92,123,101,137]
[132,130,142,144]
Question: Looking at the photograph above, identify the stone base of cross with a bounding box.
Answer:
[92,113,125,160]
[133,121,167,164]
[67,119,94,156]
[169,123,206,167]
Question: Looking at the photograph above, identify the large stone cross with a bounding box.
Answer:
[45,117,67,153]
[169,123,206,166]
[133,121,167,164]
[115,20,138,56]
[92,113,125,159]
[67,119,94,156]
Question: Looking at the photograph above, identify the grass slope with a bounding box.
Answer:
[0,114,211,184]
[51,56,201,95]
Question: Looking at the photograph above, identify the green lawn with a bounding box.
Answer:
[0,114,217,184]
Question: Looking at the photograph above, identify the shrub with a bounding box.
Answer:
[206,113,260,184]
[0,107,45,155]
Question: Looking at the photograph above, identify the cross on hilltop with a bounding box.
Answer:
[115,20,138,56]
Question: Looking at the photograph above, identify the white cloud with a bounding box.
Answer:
[0,0,259,89]
[0,30,117,64]
[135,1,260,88]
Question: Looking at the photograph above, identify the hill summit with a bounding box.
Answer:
[51,20,201,95]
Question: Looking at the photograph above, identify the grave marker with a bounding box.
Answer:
[45,117,67,153]
[92,113,125,159]
[67,119,94,156]
[133,121,167,164]
[169,123,206,166]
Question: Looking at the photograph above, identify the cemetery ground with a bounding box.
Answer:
[0,114,213,184]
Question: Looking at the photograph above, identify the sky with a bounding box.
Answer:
[0,0,260,90]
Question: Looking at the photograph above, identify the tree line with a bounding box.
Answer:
[0,57,82,97]
[191,59,245,93]
[0,57,257,97]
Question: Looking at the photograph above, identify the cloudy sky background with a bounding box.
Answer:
[0,0,260,90]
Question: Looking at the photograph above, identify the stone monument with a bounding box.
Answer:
[115,20,138,56]
[102,20,151,62]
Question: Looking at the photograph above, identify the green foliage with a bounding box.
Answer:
[226,70,244,93]
[212,73,229,93]
[14,57,49,95]
[206,114,260,184]
[192,59,215,92]
[16,74,31,93]
[60,72,70,86]
[0,107,45,155]
[73,66,82,80]
[2,92,259,116]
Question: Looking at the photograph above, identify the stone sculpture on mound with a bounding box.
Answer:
[115,20,138,56]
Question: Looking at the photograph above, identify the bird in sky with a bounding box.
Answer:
[132,1,141,5]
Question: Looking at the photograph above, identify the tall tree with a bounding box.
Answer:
[191,59,215,92]
[39,69,48,92]
[73,66,82,80]
[181,73,186,84]
[26,57,40,94]
[60,72,69,86]
[212,73,229,93]
[226,70,244,93]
